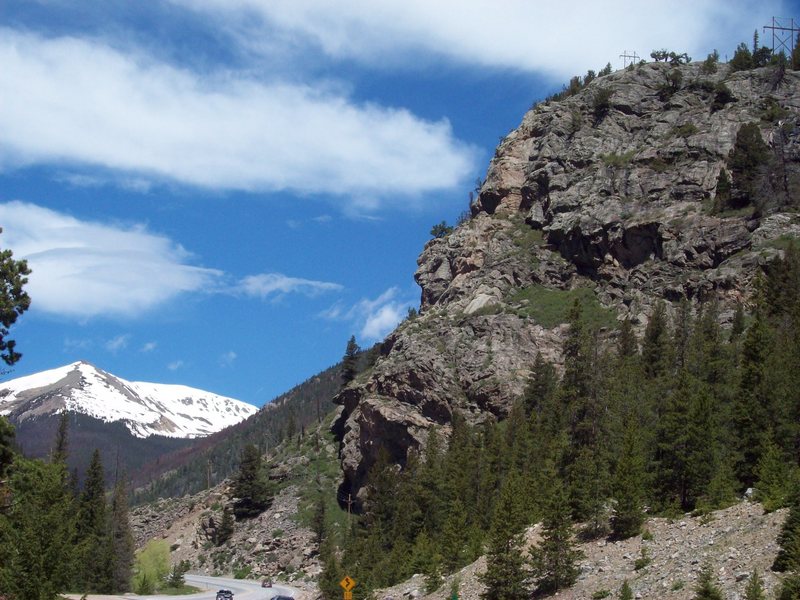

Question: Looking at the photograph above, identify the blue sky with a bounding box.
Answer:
[0,0,792,406]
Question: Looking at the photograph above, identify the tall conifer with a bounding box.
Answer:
[531,468,583,594]
[479,473,530,600]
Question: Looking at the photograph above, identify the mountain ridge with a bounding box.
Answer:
[0,360,257,439]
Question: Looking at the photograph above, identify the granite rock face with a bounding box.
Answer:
[334,62,800,503]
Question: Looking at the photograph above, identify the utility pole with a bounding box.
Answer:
[619,50,640,68]
[763,17,799,67]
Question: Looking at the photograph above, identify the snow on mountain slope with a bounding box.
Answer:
[0,361,258,438]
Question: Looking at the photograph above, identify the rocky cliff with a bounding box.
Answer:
[334,60,800,502]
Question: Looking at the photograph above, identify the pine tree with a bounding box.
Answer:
[744,570,766,600]
[216,507,234,545]
[617,318,638,358]
[642,301,672,380]
[531,469,583,594]
[106,477,134,592]
[699,452,738,511]
[0,232,32,367]
[342,335,360,386]
[479,473,530,600]
[611,419,647,539]
[312,493,327,547]
[777,574,800,600]
[523,354,558,416]
[693,562,723,600]
[52,412,69,464]
[318,534,344,600]
[568,444,609,536]
[619,580,634,600]
[0,415,14,479]
[733,306,772,486]
[773,492,800,572]
[440,498,468,572]
[0,458,76,600]
[231,443,273,519]
[755,432,794,512]
[76,448,110,592]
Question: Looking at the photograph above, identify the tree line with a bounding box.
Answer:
[0,414,134,600]
[317,244,800,599]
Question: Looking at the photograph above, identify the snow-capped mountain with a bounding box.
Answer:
[0,361,258,439]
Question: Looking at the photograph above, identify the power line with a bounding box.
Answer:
[619,50,640,69]
[763,16,799,66]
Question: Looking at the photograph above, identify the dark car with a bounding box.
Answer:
[270,596,292,600]
[262,579,272,588]
[216,590,233,600]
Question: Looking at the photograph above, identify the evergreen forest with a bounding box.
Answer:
[0,416,135,600]
[318,245,800,599]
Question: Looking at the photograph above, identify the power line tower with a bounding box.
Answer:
[619,50,640,69]
[763,17,799,66]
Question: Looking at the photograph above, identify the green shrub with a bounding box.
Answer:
[430,221,453,239]
[711,83,735,112]
[672,123,698,138]
[702,50,719,74]
[761,98,789,122]
[648,158,669,173]
[602,150,636,167]
[592,88,614,121]
[233,566,252,579]
[658,69,683,100]
[592,589,611,599]
[133,539,171,594]
[633,548,651,570]
[730,42,754,71]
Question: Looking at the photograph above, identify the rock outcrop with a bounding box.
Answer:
[334,61,800,503]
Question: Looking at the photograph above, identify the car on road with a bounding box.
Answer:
[270,596,292,600]
[216,590,233,600]
[262,579,272,588]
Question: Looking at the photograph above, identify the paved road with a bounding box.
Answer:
[65,575,298,600]
[185,574,297,600]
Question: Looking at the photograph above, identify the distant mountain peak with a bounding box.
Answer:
[0,362,257,439]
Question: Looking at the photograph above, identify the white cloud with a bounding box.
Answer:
[238,273,342,299]
[167,360,185,371]
[219,350,237,367]
[323,287,414,341]
[141,341,158,353]
[175,0,781,78]
[0,201,222,318]
[361,303,406,340]
[0,29,475,202]
[105,334,130,353]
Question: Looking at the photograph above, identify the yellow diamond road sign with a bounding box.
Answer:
[340,575,356,591]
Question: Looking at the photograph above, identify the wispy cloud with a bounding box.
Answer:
[175,0,780,78]
[140,341,158,353]
[322,287,414,342]
[105,334,130,353]
[0,201,222,319]
[0,201,346,320]
[238,273,342,299]
[167,360,185,371]
[0,29,475,203]
[63,338,92,352]
[219,350,237,367]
